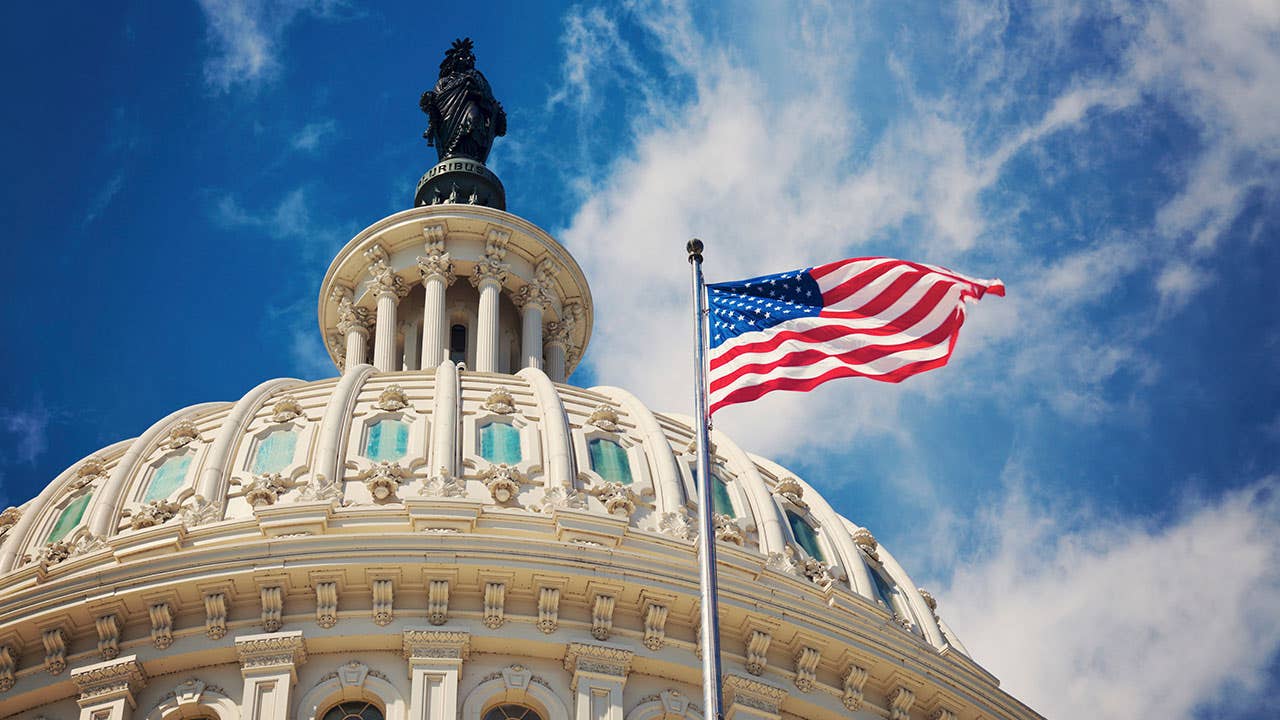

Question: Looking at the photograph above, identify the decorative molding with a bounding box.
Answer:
[841,664,869,711]
[316,581,339,628]
[536,586,559,634]
[376,384,410,412]
[797,555,836,589]
[361,461,408,503]
[365,243,410,299]
[427,579,449,625]
[0,646,16,692]
[37,533,107,566]
[71,655,147,702]
[242,472,293,507]
[372,578,394,626]
[889,687,916,720]
[128,498,182,530]
[161,419,201,450]
[69,456,108,490]
[270,395,304,423]
[531,485,587,513]
[723,674,787,715]
[483,463,522,504]
[851,527,879,561]
[204,592,228,639]
[586,404,620,432]
[419,467,467,498]
[642,603,669,651]
[562,643,633,689]
[589,481,640,518]
[793,646,820,692]
[402,630,470,661]
[654,510,696,541]
[95,614,120,660]
[149,602,174,649]
[417,232,456,285]
[919,587,939,617]
[0,507,21,539]
[930,709,958,720]
[482,387,517,414]
[261,586,284,632]
[744,629,772,676]
[235,631,307,670]
[41,628,67,675]
[483,582,506,629]
[180,494,221,528]
[469,255,509,289]
[714,513,744,545]
[591,594,616,641]
[772,476,807,510]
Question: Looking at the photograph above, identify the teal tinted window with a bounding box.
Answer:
[786,510,824,561]
[871,566,897,610]
[692,467,736,517]
[479,422,521,464]
[365,419,410,461]
[144,455,192,501]
[47,492,92,543]
[589,438,632,485]
[252,429,297,474]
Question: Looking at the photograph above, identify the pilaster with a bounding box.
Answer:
[563,642,633,720]
[71,655,147,720]
[402,629,470,720]
[235,631,307,720]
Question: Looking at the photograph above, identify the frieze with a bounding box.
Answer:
[235,632,307,669]
[71,656,147,699]
[402,630,470,661]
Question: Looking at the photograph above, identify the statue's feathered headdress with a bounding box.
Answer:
[440,37,476,76]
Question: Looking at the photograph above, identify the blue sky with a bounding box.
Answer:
[2,2,1278,718]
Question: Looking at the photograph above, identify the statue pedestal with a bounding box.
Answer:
[414,158,506,210]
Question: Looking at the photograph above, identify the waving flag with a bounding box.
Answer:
[706,256,1004,414]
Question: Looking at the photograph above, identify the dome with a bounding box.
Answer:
[0,38,1042,720]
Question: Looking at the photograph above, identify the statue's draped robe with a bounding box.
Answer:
[429,69,503,162]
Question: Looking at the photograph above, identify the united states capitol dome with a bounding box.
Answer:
[0,39,1041,720]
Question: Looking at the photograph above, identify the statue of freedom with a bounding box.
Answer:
[420,38,507,164]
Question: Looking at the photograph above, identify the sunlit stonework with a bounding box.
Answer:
[0,37,1042,720]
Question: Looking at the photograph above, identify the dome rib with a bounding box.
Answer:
[430,360,459,477]
[708,426,788,555]
[195,377,302,514]
[89,402,226,538]
[518,366,574,489]
[875,540,947,648]
[593,386,687,517]
[314,364,377,486]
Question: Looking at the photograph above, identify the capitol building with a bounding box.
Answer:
[0,41,1043,720]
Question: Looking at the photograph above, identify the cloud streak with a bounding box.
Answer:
[197,0,352,92]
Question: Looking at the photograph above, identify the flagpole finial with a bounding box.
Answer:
[687,238,704,263]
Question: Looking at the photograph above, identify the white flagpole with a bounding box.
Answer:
[687,238,725,720]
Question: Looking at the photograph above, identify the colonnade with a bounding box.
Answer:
[332,228,576,381]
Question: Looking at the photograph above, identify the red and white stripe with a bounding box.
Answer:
[708,257,1004,414]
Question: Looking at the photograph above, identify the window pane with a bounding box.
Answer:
[321,701,384,720]
[589,438,632,485]
[450,324,467,364]
[483,705,544,720]
[253,429,297,474]
[365,420,409,462]
[47,492,92,543]
[786,510,824,561]
[144,455,192,502]
[870,565,897,610]
[479,423,521,464]
[692,468,736,517]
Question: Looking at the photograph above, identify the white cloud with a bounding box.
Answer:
[941,476,1280,719]
[81,170,126,228]
[1,402,51,465]
[291,119,337,152]
[197,0,350,92]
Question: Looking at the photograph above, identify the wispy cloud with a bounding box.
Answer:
[197,0,353,93]
[81,170,126,228]
[941,475,1280,719]
[1,400,51,466]
[291,119,337,152]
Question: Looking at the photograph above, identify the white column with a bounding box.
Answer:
[417,236,455,369]
[235,631,306,720]
[564,643,633,720]
[402,322,419,371]
[365,243,409,372]
[334,286,370,371]
[544,322,568,382]
[71,655,147,720]
[403,629,469,720]
[516,287,545,371]
[470,259,507,373]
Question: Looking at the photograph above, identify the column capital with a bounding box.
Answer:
[366,244,410,300]
[562,642,633,689]
[337,303,373,337]
[235,631,307,676]
[402,629,471,662]
[71,655,147,707]
[469,256,509,289]
[417,243,456,286]
[512,283,551,312]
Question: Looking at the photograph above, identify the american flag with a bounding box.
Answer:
[706,257,1004,414]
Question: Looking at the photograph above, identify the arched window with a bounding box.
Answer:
[321,700,384,720]
[588,438,632,485]
[47,492,92,543]
[692,466,735,517]
[252,428,297,474]
[479,422,521,464]
[450,323,468,365]
[143,454,192,502]
[786,510,824,562]
[870,564,898,610]
[483,705,544,720]
[365,419,409,462]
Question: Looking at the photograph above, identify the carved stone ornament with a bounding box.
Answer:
[418,234,456,285]
[128,499,182,530]
[714,513,744,545]
[643,603,669,650]
[162,420,201,450]
[482,387,517,414]
[723,674,787,715]
[590,594,615,641]
[235,632,307,669]
[315,582,338,629]
[96,614,121,660]
[361,461,409,502]
[71,655,147,700]
[242,473,293,507]
[483,464,522,504]
[531,485,587,513]
[365,244,410,299]
[654,510,696,541]
[793,646,821,692]
[562,642,633,685]
[851,527,879,560]
[841,664,869,711]
[590,481,639,518]
[37,534,107,566]
[773,476,807,509]
[402,630,471,661]
[372,579,394,626]
[297,474,345,503]
[889,687,916,720]
[0,507,20,538]
[376,384,410,411]
[536,586,560,634]
[69,456,108,490]
[0,645,15,692]
[469,255,509,289]
[419,467,467,498]
[149,603,174,649]
[260,587,284,633]
[180,494,221,528]
[270,395,303,423]
[764,544,799,575]
[483,582,506,629]
[919,587,939,613]
[41,628,67,676]
[798,555,836,589]
[205,593,228,639]
[427,580,450,625]
[586,404,621,432]
[744,629,772,676]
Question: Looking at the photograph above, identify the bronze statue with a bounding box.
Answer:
[420,38,507,164]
